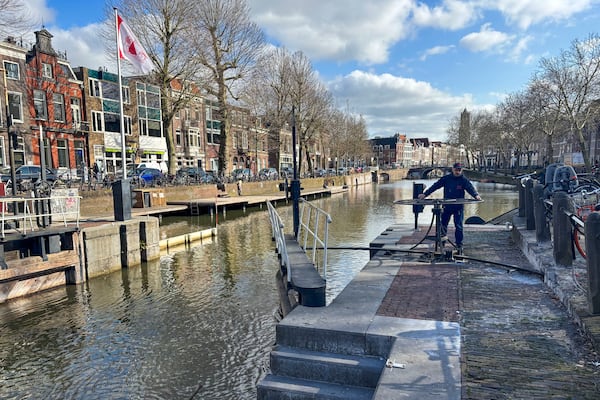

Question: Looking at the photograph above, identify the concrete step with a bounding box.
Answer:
[271,345,384,388]
[275,323,390,357]
[257,374,375,400]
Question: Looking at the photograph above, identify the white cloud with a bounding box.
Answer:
[489,0,595,30]
[22,0,55,26]
[327,70,473,140]
[412,0,480,30]
[459,23,512,52]
[420,45,455,61]
[47,23,114,71]
[249,0,414,64]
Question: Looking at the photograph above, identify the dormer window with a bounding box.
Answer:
[42,62,53,78]
[3,61,19,80]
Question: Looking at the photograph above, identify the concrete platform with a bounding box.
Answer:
[258,219,600,399]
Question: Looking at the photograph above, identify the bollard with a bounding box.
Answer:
[518,182,525,217]
[584,212,600,314]
[533,183,551,242]
[525,179,535,230]
[552,191,574,266]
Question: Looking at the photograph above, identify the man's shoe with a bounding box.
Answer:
[456,246,463,256]
[440,235,448,242]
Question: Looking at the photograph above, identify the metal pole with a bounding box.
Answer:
[585,212,600,314]
[1,67,16,196]
[115,8,127,177]
[291,106,300,237]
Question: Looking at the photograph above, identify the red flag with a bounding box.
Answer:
[117,14,153,74]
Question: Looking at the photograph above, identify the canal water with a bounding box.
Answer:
[0,180,517,400]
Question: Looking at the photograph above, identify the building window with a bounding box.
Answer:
[139,119,147,136]
[89,78,101,97]
[137,89,146,106]
[42,63,53,78]
[175,129,181,145]
[102,81,119,101]
[207,131,220,145]
[7,92,22,122]
[3,61,19,80]
[122,86,130,104]
[148,120,161,137]
[53,93,65,122]
[33,90,47,120]
[0,136,5,166]
[57,139,68,167]
[123,115,132,135]
[104,113,120,133]
[71,98,81,128]
[91,110,103,132]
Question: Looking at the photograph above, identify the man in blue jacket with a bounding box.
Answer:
[418,162,481,253]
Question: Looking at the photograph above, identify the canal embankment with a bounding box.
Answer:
[0,171,379,303]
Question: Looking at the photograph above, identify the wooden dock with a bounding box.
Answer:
[167,186,347,216]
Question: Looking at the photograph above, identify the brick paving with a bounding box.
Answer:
[377,226,600,399]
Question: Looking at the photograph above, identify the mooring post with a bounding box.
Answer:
[518,182,525,217]
[552,191,573,266]
[533,183,550,242]
[584,212,600,314]
[525,179,535,230]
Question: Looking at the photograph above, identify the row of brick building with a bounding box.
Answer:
[0,29,306,180]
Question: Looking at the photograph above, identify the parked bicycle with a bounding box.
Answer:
[568,186,600,259]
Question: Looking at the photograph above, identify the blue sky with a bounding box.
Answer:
[22,0,600,141]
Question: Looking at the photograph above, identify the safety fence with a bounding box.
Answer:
[0,194,81,238]
[297,198,332,279]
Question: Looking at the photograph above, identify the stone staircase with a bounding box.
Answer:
[257,325,387,399]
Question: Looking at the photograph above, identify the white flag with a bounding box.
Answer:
[117,14,153,74]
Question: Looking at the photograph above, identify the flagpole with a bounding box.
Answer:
[115,8,127,178]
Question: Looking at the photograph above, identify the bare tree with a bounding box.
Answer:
[245,46,294,166]
[190,0,264,175]
[526,77,568,165]
[0,0,37,36]
[248,47,333,175]
[538,33,600,170]
[498,90,542,170]
[111,0,200,174]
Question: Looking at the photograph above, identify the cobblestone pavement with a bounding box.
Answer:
[378,226,600,399]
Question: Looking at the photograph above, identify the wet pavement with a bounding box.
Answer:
[377,223,600,399]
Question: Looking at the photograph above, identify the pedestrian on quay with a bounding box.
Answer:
[418,162,481,254]
[237,179,242,196]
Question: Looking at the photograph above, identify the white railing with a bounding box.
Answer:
[266,201,290,280]
[298,198,332,279]
[0,195,81,238]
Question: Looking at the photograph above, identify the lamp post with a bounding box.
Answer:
[1,67,17,196]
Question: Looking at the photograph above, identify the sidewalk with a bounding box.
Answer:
[385,220,600,398]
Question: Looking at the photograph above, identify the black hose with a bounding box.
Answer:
[321,246,543,276]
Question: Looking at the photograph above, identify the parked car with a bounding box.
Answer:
[231,168,254,181]
[0,165,58,184]
[177,167,205,181]
[313,168,326,177]
[137,161,167,174]
[135,168,166,186]
[258,168,279,180]
[280,167,294,178]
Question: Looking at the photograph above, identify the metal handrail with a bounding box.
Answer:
[266,201,290,281]
[0,194,81,238]
[297,198,332,279]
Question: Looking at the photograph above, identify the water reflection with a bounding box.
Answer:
[0,179,517,399]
